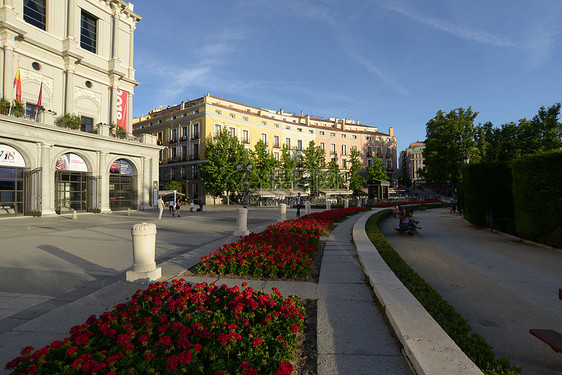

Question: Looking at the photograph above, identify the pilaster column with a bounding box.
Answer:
[66,0,76,38]
[98,151,111,213]
[40,143,57,216]
[141,157,151,209]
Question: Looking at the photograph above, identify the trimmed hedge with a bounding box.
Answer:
[461,162,515,234]
[366,210,520,375]
[511,151,562,248]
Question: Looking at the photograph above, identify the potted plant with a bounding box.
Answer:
[55,113,81,129]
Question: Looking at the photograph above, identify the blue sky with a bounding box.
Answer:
[131,0,562,152]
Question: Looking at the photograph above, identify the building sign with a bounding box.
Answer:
[110,159,134,175]
[116,89,128,131]
[56,153,88,171]
[0,144,25,167]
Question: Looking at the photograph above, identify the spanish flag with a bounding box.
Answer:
[13,65,22,103]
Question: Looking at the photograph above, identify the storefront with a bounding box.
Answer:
[0,144,25,215]
[109,158,137,210]
[54,153,90,213]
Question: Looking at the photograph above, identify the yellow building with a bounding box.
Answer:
[133,94,397,202]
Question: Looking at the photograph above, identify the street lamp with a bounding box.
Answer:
[236,161,253,208]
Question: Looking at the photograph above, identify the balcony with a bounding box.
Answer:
[180,135,188,142]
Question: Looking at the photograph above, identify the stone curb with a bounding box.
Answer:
[353,209,484,375]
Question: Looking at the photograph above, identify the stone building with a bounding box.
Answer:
[0,0,160,216]
[399,141,426,185]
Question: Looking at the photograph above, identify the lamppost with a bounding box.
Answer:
[236,161,253,208]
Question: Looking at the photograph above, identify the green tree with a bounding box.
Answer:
[423,107,478,188]
[199,128,247,197]
[301,141,326,193]
[249,140,278,188]
[367,157,389,182]
[398,174,412,188]
[279,144,297,189]
[324,161,343,189]
[165,180,185,194]
[348,148,366,194]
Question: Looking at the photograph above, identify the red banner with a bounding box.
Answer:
[116,89,128,131]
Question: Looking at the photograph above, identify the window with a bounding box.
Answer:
[297,140,302,151]
[171,147,177,159]
[368,159,373,167]
[273,152,280,161]
[80,11,97,53]
[341,134,346,138]
[192,123,199,139]
[182,145,187,159]
[330,143,336,153]
[171,128,177,141]
[342,159,347,169]
[285,138,291,148]
[320,142,325,150]
[297,128,302,132]
[193,144,199,158]
[243,116,249,121]
[274,123,279,128]
[387,160,392,169]
[262,121,267,125]
[367,146,373,157]
[261,133,267,145]
[242,130,249,143]
[352,135,357,139]
[273,135,280,148]
[181,126,188,138]
[341,144,347,155]
[330,133,335,137]
[229,127,236,137]
[230,113,236,119]
[215,110,222,115]
[319,131,324,135]
[80,116,94,133]
[215,124,221,135]
[25,103,39,121]
[309,130,314,134]
[24,0,46,30]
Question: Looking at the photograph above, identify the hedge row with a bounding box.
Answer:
[365,210,521,375]
[461,151,562,248]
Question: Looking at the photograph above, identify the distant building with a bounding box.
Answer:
[399,141,425,185]
[0,0,161,216]
[133,94,398,201]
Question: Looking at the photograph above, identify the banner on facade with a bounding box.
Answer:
[116,89,128,131]
[0,144,25,167]
[110,159,134,175]
[56,153,88,172]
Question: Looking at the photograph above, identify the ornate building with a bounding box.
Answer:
[0,0,160,216]
[399,141,426,185]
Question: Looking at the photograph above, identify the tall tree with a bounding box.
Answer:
[279,144,297,189]
[367,157,389,182]
[348,148,366,194]
[249,140,278,188]
[199,128,246,197]
[301,141,326,193]
[423,107,478,188]
[324,161,343,189]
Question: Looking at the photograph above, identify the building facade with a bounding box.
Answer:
[399,141,425,185]
[0,0,161,216]
[133,94,398,201]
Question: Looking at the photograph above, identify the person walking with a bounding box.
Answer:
[175,200,181,217]
[190,200,194,212]
[169,199,174,213]
[157,196,164,220]
[296,193,302,218]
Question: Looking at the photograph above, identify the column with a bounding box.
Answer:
[39,143,57,216]
[98,151,111,213]
[142,157,151,209]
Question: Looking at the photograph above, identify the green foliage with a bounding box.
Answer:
[367,157,389,181]
[164,180,185,194]
[55,113,81,129]
[348,148,366,194]
[460,162,515,234]
[324,161,343,189]
[11,100,25,117]
[199,128,247,197]
[109,123,127,138]
[301,141,326,193]
[365,211,521,375]
[279,144,297,189]
[249,140,278,188]
[510,151,562,247]
[423,107,478,188]
[398,174,412,188]
[0,98,11,115]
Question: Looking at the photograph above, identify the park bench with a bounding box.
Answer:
[529,289,562,353]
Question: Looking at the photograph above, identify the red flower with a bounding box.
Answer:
[66,346,78,356]
[276,360,294,375]
[252,338,263,346]
[290,324,300,333]
[166,355,179,370]
[144,351,155,362]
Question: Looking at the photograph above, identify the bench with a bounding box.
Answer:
[529,289,562,353]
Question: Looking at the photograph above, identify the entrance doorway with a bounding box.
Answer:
[0,167,24,215]
[109,159,136,211]
[55,171,87,213]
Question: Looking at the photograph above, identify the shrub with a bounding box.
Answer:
[55,113,81,130]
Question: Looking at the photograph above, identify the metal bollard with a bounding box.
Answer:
[305,201,311,215]
[278,203,287,222]
[234,208,249,236]
[126,222,161,282]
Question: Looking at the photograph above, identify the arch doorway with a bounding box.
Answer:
[55,153,89,213]
[0,144,26,215]
[109,159,137,211]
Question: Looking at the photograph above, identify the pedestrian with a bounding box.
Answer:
[296,193,302,218]
[175,201,181,217]
[157,196,164,220]
[190,200,194,212]
[169,199,174,213]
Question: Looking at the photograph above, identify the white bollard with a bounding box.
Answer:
[72,210,78,220]
[126,222,161,282]
[357,198,361,207]
[326,200,331,210]
[234,208,249,236]
[127,208,131,216]
[278,203,287,222]
[344,199,349,208]
[305,201,311,215]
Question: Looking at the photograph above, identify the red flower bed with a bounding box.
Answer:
[6,280,304,375]
[197,207,369,279]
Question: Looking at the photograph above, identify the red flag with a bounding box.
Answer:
[36,81,43,108]
[13,65,22,103]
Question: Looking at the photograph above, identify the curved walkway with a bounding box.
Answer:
[379,208,562,375]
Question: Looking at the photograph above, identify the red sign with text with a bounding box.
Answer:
[116,90,128,131]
